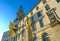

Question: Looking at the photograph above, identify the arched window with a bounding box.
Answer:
[33,37,38,41]
[36,6,39,10]
[42,33,50,41]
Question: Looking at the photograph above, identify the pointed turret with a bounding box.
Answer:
[14,5,25,27]
[16,5,25,21]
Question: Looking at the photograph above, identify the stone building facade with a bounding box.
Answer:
[15,0,60,41]
[1,31,13,41]
[9,6,25,41]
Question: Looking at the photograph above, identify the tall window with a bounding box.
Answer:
[33,37,38,41]
[56,0,60,2]
[45,4,50,11]
[31,16,35,23]
[42,33,50,41]
[37,12,42,17]
[46,9,57,23]
[39,19,44,27]
[32,24,36,31]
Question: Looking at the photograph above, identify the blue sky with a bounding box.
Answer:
[0,0,40,40]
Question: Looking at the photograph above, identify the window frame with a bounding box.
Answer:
[46,8,57,23]
[45,4,50,11]
[42,33,50,41]
[39,19,44,28]
[56,0,60,3]
[37,12,42,17]
[33,37,38,41]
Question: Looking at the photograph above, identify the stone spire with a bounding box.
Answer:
[16,6,25,20]
[14,6,25,21]
[14,6,25,27]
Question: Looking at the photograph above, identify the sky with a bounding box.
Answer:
[0,0,40,41]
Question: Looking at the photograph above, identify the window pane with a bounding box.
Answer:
[47,11,56,23]
[39,19,44,27]
[43,33,48,38]
[45,4,50,11]
[33,37,38,41]
[37,12,42,17]
[31,16,35,23]
[56,0,60,2]
[31,17,34,21]
[42,33,49,41]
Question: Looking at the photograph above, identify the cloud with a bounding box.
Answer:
[0,31,3,41]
